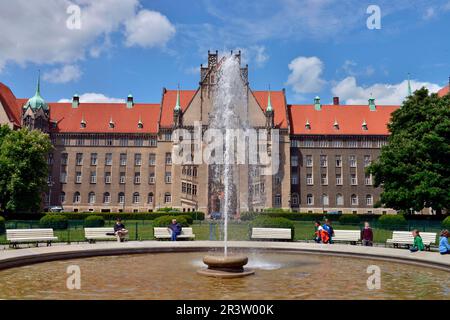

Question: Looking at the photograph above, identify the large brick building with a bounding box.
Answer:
[0,52,448,215]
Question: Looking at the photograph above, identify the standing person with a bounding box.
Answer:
[361,221,374,246]
[322,219,334,244]
[114,218,129,242]
[314,221,323,243]
[410,229,424,252]
[168,218,182,241]
[439,230,450,255]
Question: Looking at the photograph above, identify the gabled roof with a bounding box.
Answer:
[160,89,197,128]
[49,102,160,133]
[0,82,21,127]
[288,104,399,135]
[252,90,288,129]
[438,85,449,97]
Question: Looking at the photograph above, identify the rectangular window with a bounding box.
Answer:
[365,174,372,185]
[274,195,281,206]
[304,140,314,148]
[119,194,125,204]
[90,171,97,184]
[119,172,126,184]
[134,138,143,146]
[150,136,157,147]
[76,137,84,146]
[48,153,54,165]
[366,196,373,206]
[182,182,187,193]
[320,155,328,167]
[165,172,172,184]
[149,153,156,165]
[332,140,343,148]
[134,172,141,184]
[76,153,83,166]
[336,174,342,185]
[164,132,172,141]
[106,138,113,146]
[335,155,342,167]
[364,155,371,167]
[319,140,329,148]
[134,153,142,166]
[349,155,357,168]
[90,153,98,166]
[120,153,127,166]
[350,174,357,185]
[105,172,111,184]
[60,171,67,183]
[149,172,155,184]
[164,194,172,203]
[119,138,128,147]
[165,153,172,165]
[75,172,82,184]
[291,173,298,185]
[348,140,358,148]
[290,140,299,147]
[306,173,313,185]
[61,153,68,165]
[192,184,197,196]
[291,155,298,167]
[306,155,313,167]
[186,183,192,195]
[105,153,113,166]
[90,136,99,146]
[321,173,328,185]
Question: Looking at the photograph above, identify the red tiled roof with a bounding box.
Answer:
[49,102,160,133]
[288,104,399,135]
[160,89,197,128]
[0,82,21,127]
[252,90,288,129]
[438,85,449,97]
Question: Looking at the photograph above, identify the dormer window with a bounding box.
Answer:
[138,122,143,129]
[362,120,368,130]
[109,119,115,129]
[333,120,339,130]
[80,121,86,129]
[305,119,311,130]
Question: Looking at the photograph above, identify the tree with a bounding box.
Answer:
[368,88,450,215]
[0,126,53,213]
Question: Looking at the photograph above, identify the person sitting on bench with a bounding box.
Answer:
[439,230,450,255]
[168,218,182,241]
[114,218,128,242]
[410,229,424,252]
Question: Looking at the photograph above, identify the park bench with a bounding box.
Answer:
[251,228,292,241]
[153,227,195,240]
[332,230,361,245]
[386,231,437,250]
[84,227,120,243]
[6,229,58,248]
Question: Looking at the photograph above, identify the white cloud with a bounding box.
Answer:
[423,7,436,20]
[124,10,175,48]
[43,65,82,83]
[58,93,124,103]
[340,60,375,77]
[286,56,326,94]
[331,76,442,105]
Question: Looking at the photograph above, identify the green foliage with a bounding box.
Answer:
[0,216,5,234]
[158,207,180,213]
[263,208,291,213]
[84,215,105,228]
[39,214,68,230]
[378,214,407,230]
[240,211,259,221]
[338,214,360,225]
[241,211,342,222]
[50,211,205,221]
[0,126,53,213]
[442,216,450,229]
[368,89,450,214]
[250,216,295,239]
[152,215,189,227]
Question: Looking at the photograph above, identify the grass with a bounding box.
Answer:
[0,220,442,245]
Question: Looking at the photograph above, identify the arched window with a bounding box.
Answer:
[118,192,125,204]
[148,192,154,204]
[73,192,81,203]
[306,194,314,205]
[336,193,344,206]
[366,194,373,206]
[103,192,110,204]
[60,192,66,204]
[322,194,329,206]
[88,192,96,204]
[133,192,140,204]
[164,192,171,203]
[351,194,358,206]
[291,194,299,206]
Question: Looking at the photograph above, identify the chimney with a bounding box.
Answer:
[333,97,340,105]
[127,94,134,109]
[72,94,79,108]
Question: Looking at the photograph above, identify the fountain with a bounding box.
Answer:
[198,53,255,278]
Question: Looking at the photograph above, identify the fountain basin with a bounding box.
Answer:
[197,254,255,278]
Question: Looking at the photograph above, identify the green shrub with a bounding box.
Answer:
[442,216,450,229]
[240,211,259,221]
[178,215,193,225]
[0,216,5,235]
[250,216,295,239]
[378,214,407,230]
[84,215,105,228]
[39,214,68,230]
[158,207,180,213]
[338,214,360,225]
[152,216,189,227]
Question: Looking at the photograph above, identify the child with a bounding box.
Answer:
[439,230,450,255]
[410,229,424,252]
[322,219,334,244]
[314,221,323,243]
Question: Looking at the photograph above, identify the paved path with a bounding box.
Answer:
[0,241,449,271]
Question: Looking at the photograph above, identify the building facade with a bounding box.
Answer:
[0,52,448,215]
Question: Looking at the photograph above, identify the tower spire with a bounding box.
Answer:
[36,70,41,96]
[174,84,181,112]
[407,73,412,96]
[266,85,273,112]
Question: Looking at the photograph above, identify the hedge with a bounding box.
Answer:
[378,214,407,230]
[84,216,105,228]
[44,211,205,221]
[39,214,68,230]
[442,216,450,230]
[241,212,345,222]
[338,214,360,225]
[250,216,295,239]
[152,216,189,227]
[0,216,5,234]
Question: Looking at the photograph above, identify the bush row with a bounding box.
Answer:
[250,216,295,239]
[152,216,191,227]
[48,211,205,221]
[0,216,5,234]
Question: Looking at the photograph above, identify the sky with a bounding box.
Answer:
[0,0,449,105]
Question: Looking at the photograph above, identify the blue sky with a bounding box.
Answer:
[0,0,449,105]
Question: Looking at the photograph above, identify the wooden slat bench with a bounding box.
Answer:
[251,228,292,241]
[154,227,195,240]
[6,229,58,248]
[332,230,361,245]
[386,231,437,250]
[84,227,119,243]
